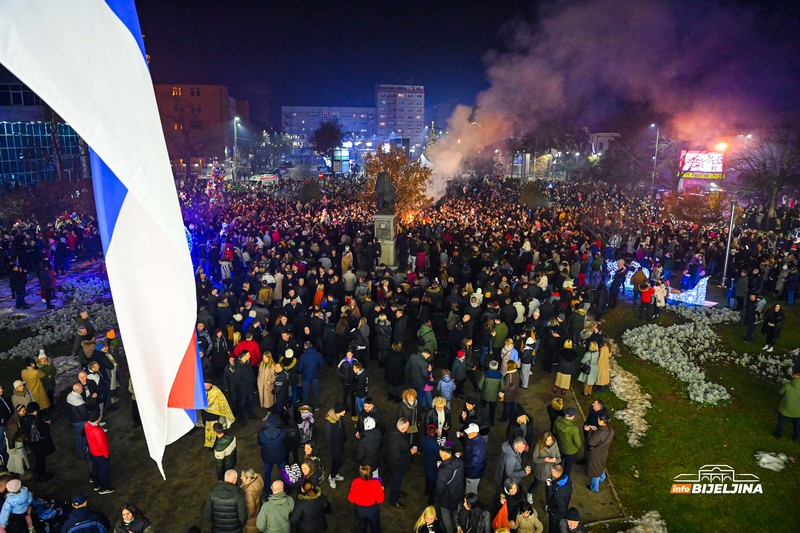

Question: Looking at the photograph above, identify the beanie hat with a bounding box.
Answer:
[6,479,21,492]
[565,507,581,521]
[334,402,346,413]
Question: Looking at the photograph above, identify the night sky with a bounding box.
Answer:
[137,0,800,135]
[137,0,535,127]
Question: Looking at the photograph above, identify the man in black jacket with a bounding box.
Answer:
[743,293,758,342]
[545,464,573,533]
[231,352,257,425]
[385,418,418,509]
[66,382,92,460]
[436,446,465,533]
[204,469,247,533]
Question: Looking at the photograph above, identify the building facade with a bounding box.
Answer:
[375,84,425,147]
[281,106,376,147]
[0,78,85,185]
[153,84,249,175]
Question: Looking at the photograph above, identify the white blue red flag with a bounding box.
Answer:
[0,0,206,477]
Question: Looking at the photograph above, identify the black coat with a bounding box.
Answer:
[375,319,392,350]
[257,415,288,464]
[384,347,406,387]
[325,413,347,457]
[231,359,257,396]
[435,456,465,510]
[546,475,573,521]
[290,490,330,533]
[556,348,579,375]
[385,428,412,473]
[356,428,382,470]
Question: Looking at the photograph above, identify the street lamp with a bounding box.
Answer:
[650,123,660,189]
[233,116,240,181]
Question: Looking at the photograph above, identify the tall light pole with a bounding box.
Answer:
[233,116,240,181]
[650,123,660,189]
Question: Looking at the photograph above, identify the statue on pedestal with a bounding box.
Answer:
[375,172,396,213]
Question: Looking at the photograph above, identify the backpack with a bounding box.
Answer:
[67,521,108,533]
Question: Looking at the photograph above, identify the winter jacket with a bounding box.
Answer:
[324,410,347,457]
[356,426,382,471]
[297,347,324,382]
[554,417,582,455]
[204,481,248,533]
[423,406,451,437]
[337,356,358,384]
[289,490,330,533]
[374,319,392,350]
[462,435,488,479]
[385,428,413,473]
[435,456,465,510]
[480,369,503,403]
[66,391,91,423]
[532,441,561,481]
[255,491,294,533]
[556,348,579,375]
[406,352,431,390]
[779,377,800,418]
[455,504,491,533]
[258,415,288,464]
[495,440,527,484]
[437,374,456,401]
[502,370,520,403]
[587,425,615,478]
[545,474,573,522]
[416,324,438,358]
[0,486,32,527]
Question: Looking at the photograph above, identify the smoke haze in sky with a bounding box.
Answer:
[428,0,800,198]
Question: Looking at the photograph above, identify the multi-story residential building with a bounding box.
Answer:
[375,84,425,147]
[281,106,376,147]
[153,84,249,174]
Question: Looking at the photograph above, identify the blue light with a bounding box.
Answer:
[670,276,709,306]
[184,226,193,253]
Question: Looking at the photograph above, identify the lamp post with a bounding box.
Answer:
[233,116,240,181]
[650,123,660,189]
[721,199,737,288]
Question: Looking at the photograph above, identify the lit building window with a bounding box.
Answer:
[173,123,182,130]
[171,86,182,96]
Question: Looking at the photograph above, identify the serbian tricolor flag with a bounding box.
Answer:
[0,0,206,477]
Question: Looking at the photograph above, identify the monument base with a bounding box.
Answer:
[379,239,397,268]
[374,213,397,267]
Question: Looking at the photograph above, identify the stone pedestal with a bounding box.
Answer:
[374,213,397,267]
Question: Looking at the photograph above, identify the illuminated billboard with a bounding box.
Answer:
[680,150,725,179]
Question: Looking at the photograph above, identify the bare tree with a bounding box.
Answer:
[734,130,800,221]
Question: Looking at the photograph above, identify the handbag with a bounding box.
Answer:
[580,363,591,375]
[491,500,510,530]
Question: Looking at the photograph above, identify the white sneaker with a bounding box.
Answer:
[767,346,774,352]
[328,476,336,489]
[763,345,769,350]
[334,474,344,481]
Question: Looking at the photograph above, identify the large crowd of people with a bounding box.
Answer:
[1,173,799,532]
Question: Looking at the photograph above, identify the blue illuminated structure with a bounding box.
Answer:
[184,226,193,253]
[669,276,710,306]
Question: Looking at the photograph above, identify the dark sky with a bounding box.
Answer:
[137,0,535,128]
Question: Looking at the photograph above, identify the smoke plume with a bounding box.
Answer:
[427,0,800,199]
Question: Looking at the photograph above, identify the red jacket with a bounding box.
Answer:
[85,422,109,458]
[233,339,262,366]
[641,287,655,304]
[347,478,385,507]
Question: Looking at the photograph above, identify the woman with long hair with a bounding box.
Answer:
[114,503,154,533]
[413,505,444,532]
[527,431,561,497]
[347,465,384,533]
[257,351,276,409]
[578,341,601,396]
